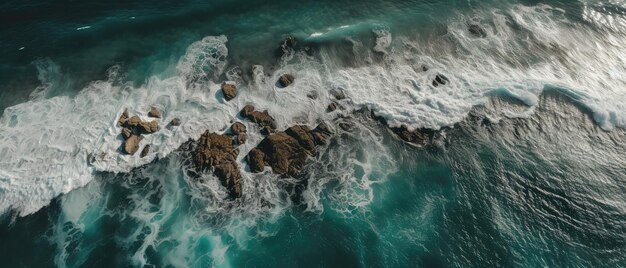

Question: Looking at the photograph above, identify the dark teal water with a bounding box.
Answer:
[2,0,626,267]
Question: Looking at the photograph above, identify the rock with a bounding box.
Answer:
[307,91,318,99]
[122,128,132,139]
[432,74,449,87]
[278,74,295,87]
[140,144,150,158]
[236,133,247,145]
[148,106,161,118]
[124,135,143,155]
[468,23,487,38]
[246,122,332,177]
[330,88,346,100]
[128,116,142,127]
[169,118,181,127]
[390,125,429,146]
[118,109,129,126]
[222,82,237,101]
[247,148,266,173]
[230,122,247,135]
[422,65,429,72]
[193,132,242,198]
[240,105,277,130]
[327,103,337,112]
[281,36,297,50]
[141,120,159,133]
[338,122,353,131]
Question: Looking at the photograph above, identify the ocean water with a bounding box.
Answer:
[1,0,626,267]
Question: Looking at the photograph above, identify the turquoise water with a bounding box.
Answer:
[2,0,626,267]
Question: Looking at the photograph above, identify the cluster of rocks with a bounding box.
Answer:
[118,107,162,157]
[192,122,248,198]
[247,122,332,177]
[240,105,277,134]
[327,88,346,112]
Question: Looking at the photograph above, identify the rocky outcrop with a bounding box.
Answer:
[222,82,237,101]
[432,74,449,87]
[389,125,429,146]
[118,109,161,155]
[246,122,332,177]
[148,107,161,118]
[240,105,277,132]
[278,74,295,87]
[193,122,248,198]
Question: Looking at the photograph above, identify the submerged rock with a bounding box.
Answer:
[222,82,237,101]
[193,132,242,198]
[240,105,277,131]
[278,74,295,87]
[468,23,487,38]
[124,135,143,155]
[330,88,346,100]
[148,106,161,118]
[327,102,337,112]
[246,122,332,177]
[281,36,297,50]
[432,74,449,87]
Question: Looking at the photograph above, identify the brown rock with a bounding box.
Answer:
[222,82,237,101]
[327,103,337,112]
[246,122,332,177]
[124,135,143,155]
[148,106,161,118]
[140,144,150,158]
[390,125,429,146]
[247,148,266,173]
[278,74,295,87]
[141,120,159,133]
[236,133,247,145]
[169,118,181,126]
[122,128,132,139]
[193,132,242,198]
[239,105,277,130]
[128,116,142,127]
[230,122,247,135]
[118,109,129,126]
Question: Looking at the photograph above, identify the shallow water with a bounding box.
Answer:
[1,0,626,267]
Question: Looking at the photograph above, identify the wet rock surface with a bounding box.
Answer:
[148,106,161,118]
[246,122,332,178]
[222,82,237,101]
[278,74,295,87]
[169,118,181,127]
[124,135,143,155]
[240,105,277,132]
[192,122,247,198]
[468,23,487,38]
[140,144,150,158]
[117,109,161,155]
[432,74,449,87]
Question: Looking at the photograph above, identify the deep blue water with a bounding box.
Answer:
[1,0,626,267]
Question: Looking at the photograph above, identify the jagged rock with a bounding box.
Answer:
[432,74,449,87]
[240,105,277,130]
[247,148,266,173]
[122,128,132,139]
[327,102,337,112]
[468,23,487,38]
[230,122,247,135]
[278,74,295,87]
[140,144,150,158]
[222,82,237,101]
[169,118,181,127]
[338,122,353,131]
[124,135,143,155]
[390,125,429,146]
[141,120,159,133]
[330,88,346,100]
[246,122,332,177]
[118,109,129,126]
[260,126,273,136]
[193,132,242,198]
[148,106,161,118]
